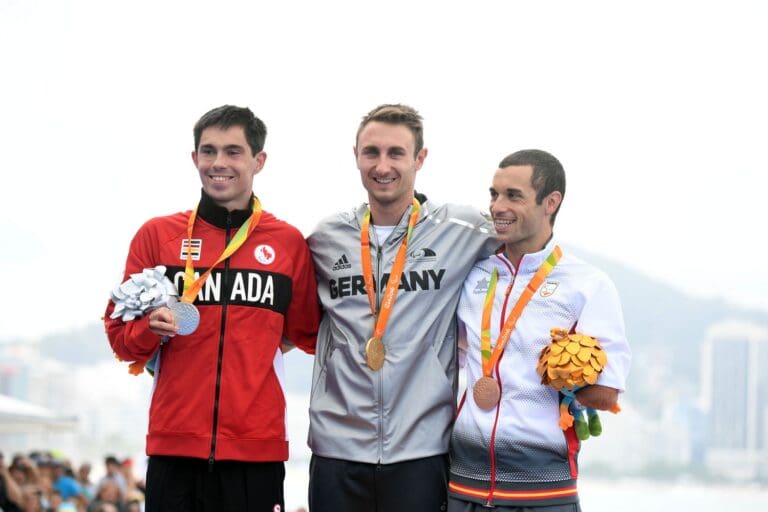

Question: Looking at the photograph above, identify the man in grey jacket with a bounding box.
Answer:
[307,104,497,511]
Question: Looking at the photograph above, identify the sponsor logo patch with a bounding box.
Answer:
[332,254,352,271]
[473,277,490,294]
[180,239,202,261]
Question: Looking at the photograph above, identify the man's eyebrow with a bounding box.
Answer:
[199,143,246,151]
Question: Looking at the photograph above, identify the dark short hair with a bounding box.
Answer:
[193,105,267,156]
[498,149,566,225]
[356,104,424,157]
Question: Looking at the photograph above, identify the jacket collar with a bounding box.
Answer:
[354,191,430,234]
[196,189,254,229]
[496,235,559,273]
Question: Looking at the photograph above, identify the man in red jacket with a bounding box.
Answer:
[104,105,320,512]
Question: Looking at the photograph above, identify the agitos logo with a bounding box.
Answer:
[329,269,446,299]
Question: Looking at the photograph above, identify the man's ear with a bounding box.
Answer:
[252,151,267,176]
[545,191,563,216]
[414,147,428,171]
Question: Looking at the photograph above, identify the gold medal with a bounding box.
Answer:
[365,337,386,371]
[360,199,420,374]
[473,376,501,410]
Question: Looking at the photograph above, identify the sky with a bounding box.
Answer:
[0,0,766,340]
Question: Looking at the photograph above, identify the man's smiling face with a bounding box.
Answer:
[192,125,265,211]
[355,121,426,220]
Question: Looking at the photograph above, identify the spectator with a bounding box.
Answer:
[87,480,125,512]
[8,456,38,488]
[76,463,95,501]
[0,452,24,512]
[97,458,126,497]
[46,489,63,511]
[117,459,143,502]
[19,483,45,512]
[50,461,81,503]
[124,498,141,512]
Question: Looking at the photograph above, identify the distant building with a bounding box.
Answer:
[702,320,768,481]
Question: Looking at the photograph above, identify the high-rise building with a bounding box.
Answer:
[703,320,768,480]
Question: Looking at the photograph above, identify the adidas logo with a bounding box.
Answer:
[332,254,352,271]
[474,277,490,294]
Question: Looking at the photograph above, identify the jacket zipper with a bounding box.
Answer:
[486,255,517,506]
[376,243,384,463]
[208,213,232,469]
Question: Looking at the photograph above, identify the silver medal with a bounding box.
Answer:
[170,301,200,335]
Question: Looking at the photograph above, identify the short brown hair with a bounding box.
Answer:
[356,104,424,156]
[498,149,566,226]
[194,105,267,156]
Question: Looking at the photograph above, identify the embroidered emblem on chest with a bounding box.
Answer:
[540,280,559,297]
[180,239,202,261]
[255,244,276,265]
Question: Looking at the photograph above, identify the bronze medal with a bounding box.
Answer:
[365,337,386,371]
[473,376,501,410]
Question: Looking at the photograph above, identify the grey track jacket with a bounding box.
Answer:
[307,196,497,464]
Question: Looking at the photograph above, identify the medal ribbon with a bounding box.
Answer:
[360,198,420,342]
[181,197,263,303]
[480,245,562,376]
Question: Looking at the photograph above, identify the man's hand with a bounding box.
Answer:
[148,306,178,337]
[575,384,619,411]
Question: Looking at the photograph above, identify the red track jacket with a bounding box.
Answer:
[105,192,319,463]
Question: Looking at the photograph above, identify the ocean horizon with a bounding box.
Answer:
[283,463,768,511]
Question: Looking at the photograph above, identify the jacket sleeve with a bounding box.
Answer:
[458,319,469,369]
[282,237,320,355]
[575,272,632,392]
[103,221,163,364]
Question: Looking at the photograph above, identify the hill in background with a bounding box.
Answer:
[11,246,767,416]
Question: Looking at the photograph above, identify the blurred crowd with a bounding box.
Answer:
[0,450,144,512]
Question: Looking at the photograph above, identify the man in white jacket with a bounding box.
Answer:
[448,149,631,512]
